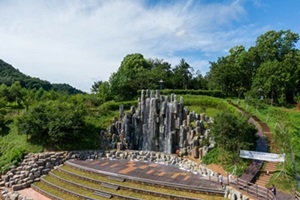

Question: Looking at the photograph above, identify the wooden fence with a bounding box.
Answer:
[206,173,275,199]
[234,177,275,199]
[295,190,300,199]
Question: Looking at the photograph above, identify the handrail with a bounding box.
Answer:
[233,177,276,199]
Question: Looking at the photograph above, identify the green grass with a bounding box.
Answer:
[51,169,168,200]
[43,175,102,199]
[60,165,226,200]
[32,182,82,200]
[0,123,43,173]
[267,163,298,195]
[182,95,237,117]
[188,106,221,118]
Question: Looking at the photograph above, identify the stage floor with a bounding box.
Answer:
[68,159,221,189]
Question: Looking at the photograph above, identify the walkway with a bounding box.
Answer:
[230,102,293,200]
[18,188,51,200]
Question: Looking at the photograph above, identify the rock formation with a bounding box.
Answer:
[106,90,215,156]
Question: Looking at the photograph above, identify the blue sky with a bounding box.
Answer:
[0,0,299,92]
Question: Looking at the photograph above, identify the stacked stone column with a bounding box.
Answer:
[107,89,213,156]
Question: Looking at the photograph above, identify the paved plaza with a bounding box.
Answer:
[69,159,222,190]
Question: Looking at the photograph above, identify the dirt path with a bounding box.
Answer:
[206,163,229,176]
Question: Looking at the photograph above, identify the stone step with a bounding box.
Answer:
[93,191,112,199]
[265,165,277,168]
[256,180,268,185]
[256,178,269,183]
[101,183,119,190]
[266,164,277,168]
[257,176,270,180]
[107,176,125,182]
[255,180,269,186]
[265,162,277,166]
[254,161,277,187]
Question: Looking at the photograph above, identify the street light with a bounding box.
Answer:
[257,88,263,100]
[159,79,164,90]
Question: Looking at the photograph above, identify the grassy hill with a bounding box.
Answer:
[231,99,300,192]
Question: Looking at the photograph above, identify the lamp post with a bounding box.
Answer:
[257,88,263,100]
[159,79,164,90]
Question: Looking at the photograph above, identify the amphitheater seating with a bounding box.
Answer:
[32,161,225,200]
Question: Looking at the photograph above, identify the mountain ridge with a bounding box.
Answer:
[0,59,84,94]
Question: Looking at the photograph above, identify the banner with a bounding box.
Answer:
[240,150,285,162]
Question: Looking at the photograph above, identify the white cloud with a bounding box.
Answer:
[0,0,261,92]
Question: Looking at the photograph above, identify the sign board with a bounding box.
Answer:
[240,150,285,162]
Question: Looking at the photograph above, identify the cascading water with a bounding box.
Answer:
[107,89,211,156]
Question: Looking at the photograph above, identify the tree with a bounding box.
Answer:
[0,84,12,102]
[52,83,83,95]
[90,81,103,93]
[17,100,87,149]
[0,101,6,133]
[171,59,193,89]
[147,58,173,89]
[97,81,112,102]
[109,53,151,100]
[207,56,236,94]
[251,30,300,104]
[207,46,254,95]
[190,70,208,90]
[210,111,257,165]
[9,82,26,106]
[255,30,299,62]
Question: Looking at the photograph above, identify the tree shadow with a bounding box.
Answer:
[0,125,10,136]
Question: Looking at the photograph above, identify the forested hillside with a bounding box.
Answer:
[0,59,83,94]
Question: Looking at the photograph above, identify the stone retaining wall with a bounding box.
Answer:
[0,150,252,200]
[225,186,253,200]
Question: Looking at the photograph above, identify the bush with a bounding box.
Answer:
[99,100,137,112]
[161,89,224,97]
[202,148,219,164]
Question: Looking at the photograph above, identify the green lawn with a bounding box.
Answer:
[0,123,43,173]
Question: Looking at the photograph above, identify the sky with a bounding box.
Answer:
[0,0,299,92]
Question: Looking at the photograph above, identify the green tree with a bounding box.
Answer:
[90,81,103,93]
[207,46,254,95]
[190,70,208,90]
[109,53,151,100]
[98,81,112,102]
[251,34,300,104]
[147,58,173,89]
[207,56,236,94]
[210,111,257,165]
[0,105,6,133]
[255,30,299,62]
[17,100,88,149]
[52,83,83,95]
[9,82,26,106]
[0,84,12,102]
[171,59,193,89]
